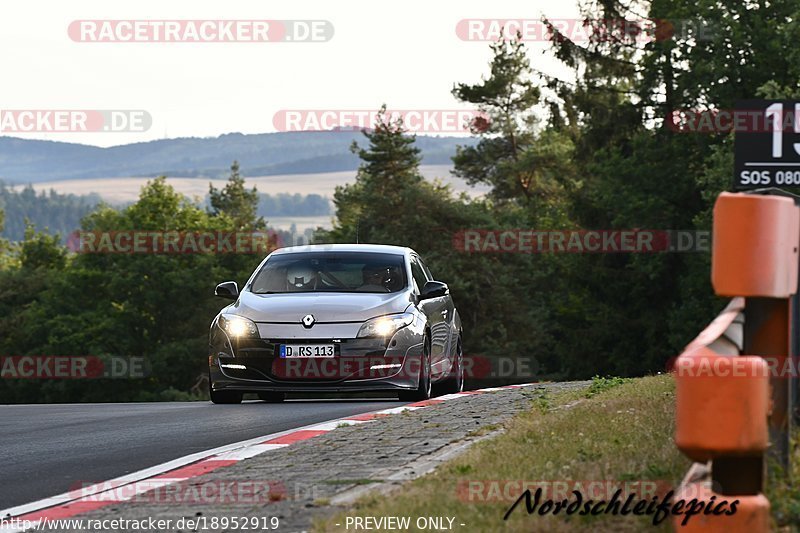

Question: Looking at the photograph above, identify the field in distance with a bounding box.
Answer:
[16,165,485,232]
[20,165,485,203]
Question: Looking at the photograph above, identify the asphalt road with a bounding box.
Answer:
[0,398,405,509]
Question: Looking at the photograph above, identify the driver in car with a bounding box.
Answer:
[360,265,392,291]
[286,264,316,290]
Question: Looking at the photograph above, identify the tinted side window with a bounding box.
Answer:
[410,256,428,293]
[418,257,434,280]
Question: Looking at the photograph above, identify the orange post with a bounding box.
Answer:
[673,192,799,531]
[674,349,769,462]
[712,192,799,298]
[672,483,770,532]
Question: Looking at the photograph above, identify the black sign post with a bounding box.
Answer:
[734,99,800,190]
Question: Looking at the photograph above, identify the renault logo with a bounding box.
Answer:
[301,314,315,328]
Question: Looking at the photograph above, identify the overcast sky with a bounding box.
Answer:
[0,0,580,147]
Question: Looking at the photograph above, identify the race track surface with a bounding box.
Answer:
[0,398,405,508]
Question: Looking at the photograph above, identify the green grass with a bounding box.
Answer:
[767,432,800,529]
[316,375,690,532]
[584,375,632,398]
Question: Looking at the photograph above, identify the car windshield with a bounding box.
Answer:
[249,252,408,294]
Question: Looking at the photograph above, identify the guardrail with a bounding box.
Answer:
[672,191,799,531]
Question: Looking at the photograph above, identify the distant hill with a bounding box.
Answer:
[0,132,474,183]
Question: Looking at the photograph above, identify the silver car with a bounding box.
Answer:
[208,244,464,404]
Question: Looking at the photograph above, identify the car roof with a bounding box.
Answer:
[270,243,415,257]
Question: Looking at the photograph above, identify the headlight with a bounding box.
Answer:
[357,313,414,339]
[219,314,259,338]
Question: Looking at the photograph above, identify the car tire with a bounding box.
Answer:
[258,391,286,403]
[438,336,464,394]
[399,334,432,402]
[209,371,243,404]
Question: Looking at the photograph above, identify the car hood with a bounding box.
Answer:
[229,290,413,323]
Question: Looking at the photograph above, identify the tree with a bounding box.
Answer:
[528,0,800,375]
[0,208,15,270]
[326,106,424,243]
[208,161,265,231]
[0,182,98,242]
[20,222,67,270]
[0,177,267,402]
[452,38,574,214]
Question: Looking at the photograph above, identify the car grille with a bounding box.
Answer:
[226,337,391,382]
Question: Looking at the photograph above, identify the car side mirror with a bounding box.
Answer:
[215,281,239,299]
[419,281,448,301]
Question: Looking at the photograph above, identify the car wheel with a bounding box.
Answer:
[208,371,243,404]
[258,391,285,403]
[399,334,432,402]
[439,336,464,394]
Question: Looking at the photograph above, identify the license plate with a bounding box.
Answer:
[279,344,335,358]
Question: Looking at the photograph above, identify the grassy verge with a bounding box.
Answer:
[316,375,690,532]
[768,431,800,529]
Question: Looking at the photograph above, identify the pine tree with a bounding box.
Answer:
[452,37,574,216]
[208,161,265,230]
[327,107,423,243]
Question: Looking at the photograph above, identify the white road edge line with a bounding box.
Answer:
[0,414,360,519]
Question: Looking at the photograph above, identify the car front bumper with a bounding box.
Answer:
[208,321,425,393]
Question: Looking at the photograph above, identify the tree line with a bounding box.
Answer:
[0,181,331,242]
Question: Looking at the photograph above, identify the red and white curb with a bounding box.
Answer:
[0,383,538,532]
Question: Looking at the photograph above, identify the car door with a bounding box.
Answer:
[418,255,456,366]
[411,255,451,379]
